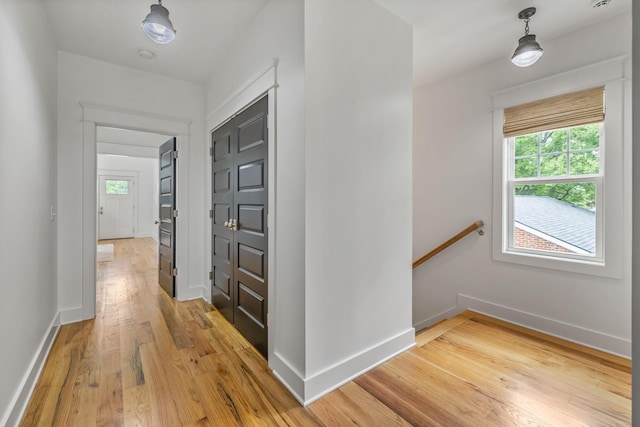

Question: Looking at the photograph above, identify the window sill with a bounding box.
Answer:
[493,247,621,279]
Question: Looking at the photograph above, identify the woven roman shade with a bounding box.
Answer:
[503,86,605,138]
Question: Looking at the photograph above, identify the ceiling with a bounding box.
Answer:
[42,0,268,84]
[42,0,631,87]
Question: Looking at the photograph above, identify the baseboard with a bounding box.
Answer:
[134,232,153,239]
[59,306,85,324]
[2,313,60,427]
[458,294,631,358]
[302,328,415,405]
[270,353,306,405]
[176,285,205,301]
[413,305,465,332]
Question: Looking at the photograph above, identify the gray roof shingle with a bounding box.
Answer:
[514,196,596,254]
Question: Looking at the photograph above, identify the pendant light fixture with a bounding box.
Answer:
[142,0,176,45]
[511,7,543,67]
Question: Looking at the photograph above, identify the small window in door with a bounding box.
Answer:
[105,180,129,195]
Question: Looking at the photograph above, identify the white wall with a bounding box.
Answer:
[0,1,58,424]
[413,13,632,356]
[97,154,159,240]
[58,51,205,320]
[205,0,307,394]
[304,0,414,401]
[631,2,639,410]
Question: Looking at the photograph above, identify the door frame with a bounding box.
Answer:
[97,172,138,240]
[206,59,277,361]
[81,104,192,320]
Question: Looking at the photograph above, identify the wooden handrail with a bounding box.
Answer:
[412,220,484,269]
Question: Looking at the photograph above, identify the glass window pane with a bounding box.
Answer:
[540,154,567,176]
[569,124,600,150]
[514,157,537,178]
[106,180,129,195]
[540,129,567,154]
[514,183,596,256]
[514,134,537,157]
[570,151,600,175]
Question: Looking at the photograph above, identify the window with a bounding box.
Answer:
[491,59,626,278]
[509,123,602,259]
[106,179,129,195]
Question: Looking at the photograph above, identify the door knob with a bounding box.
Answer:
[224,220,230,228]
[154,219,160,225]
[230,219,238,231]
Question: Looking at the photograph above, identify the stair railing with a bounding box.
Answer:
[412,220,484,269]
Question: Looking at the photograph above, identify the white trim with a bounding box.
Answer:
[413,305,464,333]
[205,58,278,124]
[491,56,626,109]
[270,353,306,405]
[59,306,85,324]
[458,294,631,358]
[82,103,191,135]
[205,60,279,372]
[302,328,416,405]
[80,105,193,320]
[492,60,626,278]
[179,286,206,301]
[1,313,60,427]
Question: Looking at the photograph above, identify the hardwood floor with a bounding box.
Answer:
[20,238,630,426]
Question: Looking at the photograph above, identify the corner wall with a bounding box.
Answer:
[412,13,632,356]
[303,0,414,401]
[0,1,59,424]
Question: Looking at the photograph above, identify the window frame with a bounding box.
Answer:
[491,58,626,278]
[506,124,604,262]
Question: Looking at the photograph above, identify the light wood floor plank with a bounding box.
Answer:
[21,238,631,426]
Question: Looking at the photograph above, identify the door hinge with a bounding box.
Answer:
[173,150,179,159]
[209,209,213,218]
[209,146,213,156]
[173,210,179,218]
[173,267,178,277]
[209,271,213,280]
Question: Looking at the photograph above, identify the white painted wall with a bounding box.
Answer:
[97,154,159,240]
[304,0,414,400]
[57,51,205,320]
[205,0,307,394]
[0,1,58,425]
[631,2,639,408]
[413,13,632,356]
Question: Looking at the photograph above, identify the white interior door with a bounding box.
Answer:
[99,176,135,239]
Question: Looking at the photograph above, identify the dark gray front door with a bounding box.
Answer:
[158,138,176,297]
[211,95,268,357]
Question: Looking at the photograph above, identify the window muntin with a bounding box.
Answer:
[507,123,602,259]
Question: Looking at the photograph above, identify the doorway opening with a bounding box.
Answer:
[96,126,175,297]
[80,103,191,321]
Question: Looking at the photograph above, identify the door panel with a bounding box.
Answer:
[158,138,176,297]
[211,95,268,358]
[211,121,235,322]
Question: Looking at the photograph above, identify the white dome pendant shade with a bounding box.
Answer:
[142,1,176,45]
[511,7,543,67]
